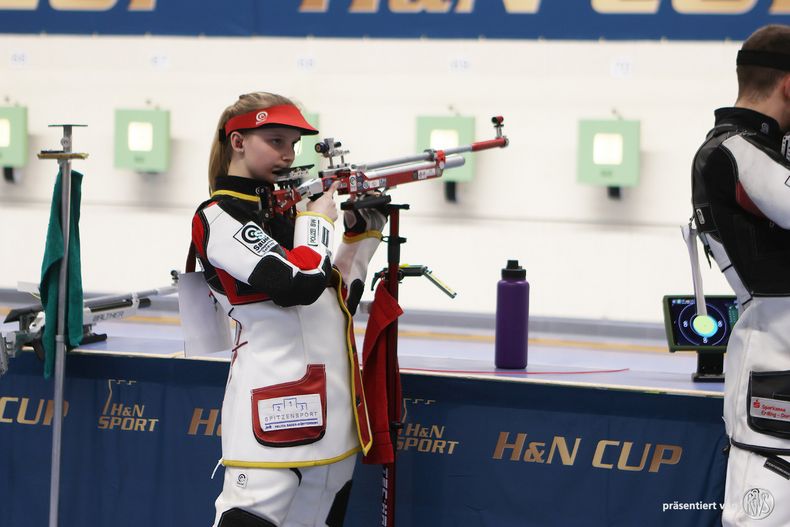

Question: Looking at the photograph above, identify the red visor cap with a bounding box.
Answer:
[224,105,319,137]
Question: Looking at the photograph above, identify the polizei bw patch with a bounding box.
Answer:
[234,222,277,256]
[306,217,330,248]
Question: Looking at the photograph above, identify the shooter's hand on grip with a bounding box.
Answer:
[307,180,340,223]
[343,191,389,235]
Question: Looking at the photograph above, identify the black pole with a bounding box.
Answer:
[382,203,408,527]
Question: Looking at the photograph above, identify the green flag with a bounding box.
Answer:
[39,169,83,378]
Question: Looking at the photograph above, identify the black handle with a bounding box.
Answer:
[341,194,392,211]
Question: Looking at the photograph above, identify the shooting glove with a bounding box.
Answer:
[336,193,388,315]
[342,195,388,236]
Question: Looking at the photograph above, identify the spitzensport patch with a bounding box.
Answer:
[234,223,278,256]
[258,394,323,432]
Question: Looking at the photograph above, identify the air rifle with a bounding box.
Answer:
[263,115,508,218]
[1,283,177,375]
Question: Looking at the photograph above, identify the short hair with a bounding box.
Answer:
[737,25,790,101]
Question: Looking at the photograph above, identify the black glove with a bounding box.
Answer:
[343,192,388,236]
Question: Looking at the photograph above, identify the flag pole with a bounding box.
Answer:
[38,124,88,527]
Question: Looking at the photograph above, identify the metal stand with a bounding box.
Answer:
[382,204,407,527]
[325,118,500,527]
[38,124,88,527]
[366,203,455,527]
[692,353,725,383]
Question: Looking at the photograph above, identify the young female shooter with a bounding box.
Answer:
[191,92,386,527]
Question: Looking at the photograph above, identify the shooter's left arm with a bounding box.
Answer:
[335,203,388,315]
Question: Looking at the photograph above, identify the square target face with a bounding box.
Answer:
[577,119,640,188]
[114,109,169,173]
[0,106,27,168]
[416,115,475,183]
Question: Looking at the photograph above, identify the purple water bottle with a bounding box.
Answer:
[495,260,529,369]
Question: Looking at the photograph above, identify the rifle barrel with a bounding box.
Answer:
[443,137,509,155]
[83,286,176,311]
[363,155,465,179]
[362,135,507,171]
[4,286,176,324]
[86,297,152,313]
[363,152,435,171]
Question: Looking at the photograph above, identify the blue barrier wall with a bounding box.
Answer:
[0,351,726,526]
[0,0,788,40]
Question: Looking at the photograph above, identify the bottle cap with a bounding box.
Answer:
[502,259,526,280]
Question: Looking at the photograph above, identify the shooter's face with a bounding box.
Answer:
[236,126,301,184]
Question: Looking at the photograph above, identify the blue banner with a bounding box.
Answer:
[0,0,788,40]
[0,351,726,526]
[352,374,728,527]
[0,352,225,526]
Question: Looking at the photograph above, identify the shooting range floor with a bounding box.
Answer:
[1,303,723,398]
